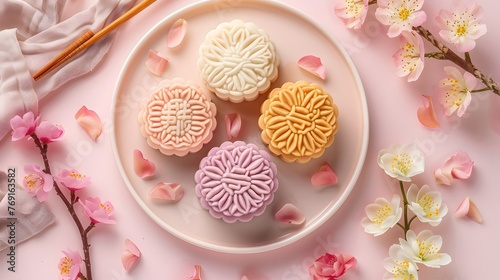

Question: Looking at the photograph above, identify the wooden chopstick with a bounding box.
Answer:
[33,0,156,81]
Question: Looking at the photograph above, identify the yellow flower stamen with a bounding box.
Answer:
[59,257,73,275]
[391,259,415,279]
[417,194,439,217]
[391,153,413,175]
[371,204,392,225]
[399,8,410,20]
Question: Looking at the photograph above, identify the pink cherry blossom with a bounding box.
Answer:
[417,95,440,128]
[75,106,102,141]
[23,164,53,202]
[79,197,116,224]
[133,149,156,179]
[437,66,477,117]
[435,151,474,186]
[334,0,369,29]
[375,0,427,38]
[54,169,91,191]
[35,120,64,143]
[166,18,188,48]
[10,111,40,141]
[393,31,425,82]
[298,55,326,80]
[435,0,487,53]
[309,253,357,280]
[58,249,82,280]
[122,239,141,272]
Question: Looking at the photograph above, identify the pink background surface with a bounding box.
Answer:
[1,0,499,279]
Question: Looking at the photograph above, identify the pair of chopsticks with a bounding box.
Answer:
[32,0,156,81]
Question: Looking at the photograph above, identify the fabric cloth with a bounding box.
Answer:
[0,0,137,140]
[0,171,55,251]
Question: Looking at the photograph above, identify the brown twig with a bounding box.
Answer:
[31,133,94,280]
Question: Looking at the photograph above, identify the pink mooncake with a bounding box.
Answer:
[194,141,279,223]
[138,78,217,156]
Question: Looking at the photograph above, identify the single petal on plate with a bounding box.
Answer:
[225,112,241,140]
[298,55,326,80]
[167,18,188,48]
[275,203,306,225]
[241,276,250,280]
[148,182,184,202]
[146,49,168,76]
[417,95,440,128]
[311,162,338,186]
[455,196,483,224]
[75,106,102,141]
[133,149,156,179]
[121,239,141,272]
[189,265,202,280]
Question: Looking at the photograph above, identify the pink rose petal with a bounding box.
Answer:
[122,239,141,272]
[166,18,188,48]
[417,95,440,128]
[148,182,184,202]
[189,265,202,280]
[435,151,473,185]
[225,113,241,140]
[146,49,169,76]
[298,55,326,80]
[311,163,338,187]
[275,203,305,225]
[133,149,156,179]
[455,196,482,224]
[75,106,102,141]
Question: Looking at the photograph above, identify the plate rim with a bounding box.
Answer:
[110,0,369,254]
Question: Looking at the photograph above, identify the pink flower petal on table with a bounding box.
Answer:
[189,265,202,280]
[148,182,184,202]
[225,113,241,140]
[166,18,188,48]
[122,239,141,272]
[417,95,440,128]
[133,149,156,179]
[275,203,305,225]
[75,106,102,141]
[311,163,338,187]
[146,49,168,76]
[435,151,473,185]
[241,276,249,280]
[455,196,482,224]
[298,55,326,79]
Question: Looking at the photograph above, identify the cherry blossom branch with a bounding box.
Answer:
[31,133,94,280]
[413,25,499,95]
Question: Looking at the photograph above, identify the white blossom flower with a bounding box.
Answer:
[437,66,477,117]
[384,244,419,280]
[361,195,403,236]
[375,0,427,38]
[334,0,369,29]
[378,143,424,182]
[435,0,487,53]
[400,230,452,268]
[393,31,425,82]
[407,184,448,226]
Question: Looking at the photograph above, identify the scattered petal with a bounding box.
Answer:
[435,151,474,185]
[225,113,241,140]
[298,55,326,79]
[311,162,338,186]
[146,49,169,76]
[133,149,156,179]
[148,182,184,202]
[275,203,306,225]
[189,265,202,280]
[75,106,102,141]
[455,196,482,224]
[122,239,141,272]
[166,18,188,48]
[417,95,440,128]
[241,276,249,280]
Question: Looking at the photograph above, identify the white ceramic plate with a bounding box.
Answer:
[111,0,368,254]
